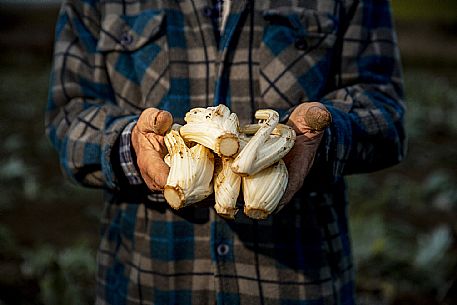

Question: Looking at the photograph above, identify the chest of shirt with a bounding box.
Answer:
[96,0,341,122]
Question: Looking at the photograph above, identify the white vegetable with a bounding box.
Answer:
[179,104,240,157]
[213,157,241,219]
[163,130,214,209]
[163,106,296,220]
[232,110,295,176]
[242,159,288,220]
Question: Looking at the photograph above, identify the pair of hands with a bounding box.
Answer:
[131,103,331,207]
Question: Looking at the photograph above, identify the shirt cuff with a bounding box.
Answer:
[119,121,143,185]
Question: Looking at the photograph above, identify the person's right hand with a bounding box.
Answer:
[131,108,173,191]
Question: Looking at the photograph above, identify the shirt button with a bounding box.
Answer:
[217,243,230,256]
[294,37,308,50]
[202,6,214,17]
[120,31,134,47]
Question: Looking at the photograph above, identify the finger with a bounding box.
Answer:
[144,133,168,157]
[293,134,323,171]
[143,171,169,191]
[147,160,170,189]
[142,174,162,191]
[278,172,302,208]
[278,153,306,207]
[139,157,170,191]
[137,108,173,135]
[133,127,168,156]
[278,133,323,208]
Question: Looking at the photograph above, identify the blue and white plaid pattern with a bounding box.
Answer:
[119,121,143,185]
[46,0,406,304]
[118,0,228,185]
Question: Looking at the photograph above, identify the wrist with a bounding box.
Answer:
[119,120,143,185]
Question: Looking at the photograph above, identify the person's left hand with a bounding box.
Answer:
[277,102,331,210]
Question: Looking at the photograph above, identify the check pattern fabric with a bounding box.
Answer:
[119,121,143,185]
[46,0,406,304]
[117,0,229,185]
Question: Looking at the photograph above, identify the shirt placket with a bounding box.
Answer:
[210,209,240,305]
[209,4,250,304]
[180,2,246,301]
[213,0,247,108]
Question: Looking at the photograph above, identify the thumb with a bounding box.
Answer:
[137,108,173,135]
[287,102,331,134]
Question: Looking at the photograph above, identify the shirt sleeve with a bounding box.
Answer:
[119,121,144,185]
[312,0,406,182]
[45,1,137,190]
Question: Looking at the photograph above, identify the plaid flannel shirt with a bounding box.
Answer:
[118,0,229,186]
[46,0,406,304]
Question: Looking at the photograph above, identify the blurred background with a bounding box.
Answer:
[0,1,456,304]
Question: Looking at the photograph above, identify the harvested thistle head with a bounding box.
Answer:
[214,157,241,219]
[242,159,288,220]
[163,130,214,209]
[232,110,295,176]
[179,104,240,157]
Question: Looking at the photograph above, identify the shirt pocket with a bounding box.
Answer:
[97,10,170,110]
[258,7,338,110]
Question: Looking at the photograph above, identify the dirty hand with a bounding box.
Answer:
[278,102,332,209]
[131,108,173,191]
